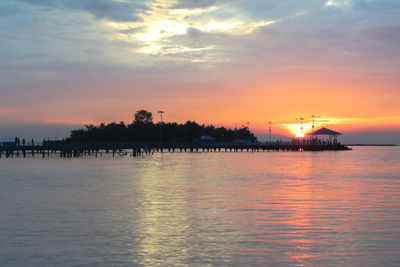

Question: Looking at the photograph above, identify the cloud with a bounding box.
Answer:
[171,0,218,9]
[15,0,148,21]
[0,108,16,116]
[106,0,282,58]
[353,0,400,11]
[2,0,400,66]
[325,0,352,8]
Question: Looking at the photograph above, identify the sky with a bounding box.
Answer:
[0,0,399,143]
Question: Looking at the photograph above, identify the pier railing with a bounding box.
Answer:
[0,141,351,159]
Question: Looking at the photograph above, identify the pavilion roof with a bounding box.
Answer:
[309,127,342,135]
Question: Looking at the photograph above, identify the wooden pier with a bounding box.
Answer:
[0,142,351,159]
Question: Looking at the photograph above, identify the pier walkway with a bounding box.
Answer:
[0,142,351,158]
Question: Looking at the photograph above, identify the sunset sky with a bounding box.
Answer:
[0,0,399,143]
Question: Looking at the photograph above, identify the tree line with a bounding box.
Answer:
[67,110,257,143]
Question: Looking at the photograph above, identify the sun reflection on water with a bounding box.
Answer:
[98,147,400,266]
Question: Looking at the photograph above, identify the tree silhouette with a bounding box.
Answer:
[134,110,153,124]
[67,110,257,143]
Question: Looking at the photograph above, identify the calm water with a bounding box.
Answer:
[1,147,400,266]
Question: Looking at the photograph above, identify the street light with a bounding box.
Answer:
[268,121,272,144]
[300,118,304,133]
[295,117,305,139]
[157,111,164,151]
[311,115,320,142]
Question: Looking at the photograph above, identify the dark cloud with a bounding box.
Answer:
[15,0,148,21]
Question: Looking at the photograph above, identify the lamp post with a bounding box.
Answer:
[310,115,320,143]
[299,117,304,135]
[295,117,305,141]
[157,111,164,151]
[311,115,316,142]
[268,121,272,144]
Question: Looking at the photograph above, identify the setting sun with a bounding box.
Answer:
[283,123,313,138]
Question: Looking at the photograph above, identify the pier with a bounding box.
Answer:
[0,142,351,159]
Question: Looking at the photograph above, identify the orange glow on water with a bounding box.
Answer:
[295,133,304,138]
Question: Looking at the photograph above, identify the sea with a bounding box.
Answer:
[1,146,400,266]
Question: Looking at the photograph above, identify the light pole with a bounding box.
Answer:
[298,118,304,134]
[268,121,272,144]
[310,115,320,142]
[311,115,316,142]
[157,111,164,151]
[295,117,305,140]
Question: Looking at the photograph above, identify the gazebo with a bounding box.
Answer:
[308,127,342,145]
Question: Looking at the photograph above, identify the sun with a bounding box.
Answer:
[284,123,311,137]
